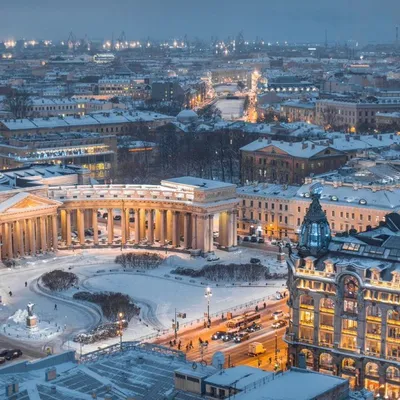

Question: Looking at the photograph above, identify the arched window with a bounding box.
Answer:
[386,366,400,382]
[300,294,314,308]
[320,298,335,311]
[343,276,359,299]
[300,349,314,368]
[365,362,379,377]
[342,358,356,372]
[366,305,382,319]
[319,353,333,370]
[388,310,400,323]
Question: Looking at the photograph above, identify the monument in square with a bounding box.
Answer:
[26,302,37,329]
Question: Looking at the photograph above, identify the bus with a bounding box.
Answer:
[225,312,261,329]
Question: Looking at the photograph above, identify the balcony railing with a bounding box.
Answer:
[295,268,335,279]
[387,336,400,343]
[366,332,381,340]
[300,304,314,310]
[365,278,400,290]
[299,320,314,327]
[365,350,381,357]
[342,328,358,335]
[320,324,334,331]
[299,337,313,344]
[320,307,335,314]
[387,319,400,327]
[366,315,382,323]
[319,341,334,348]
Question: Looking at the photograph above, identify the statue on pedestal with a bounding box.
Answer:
[26,302,37,329]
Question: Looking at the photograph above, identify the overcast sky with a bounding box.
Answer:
[1,0,399,44]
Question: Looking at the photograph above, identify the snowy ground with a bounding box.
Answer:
[0,247,287,354]
[215,99,245,120]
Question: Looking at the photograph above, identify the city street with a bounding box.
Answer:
[156,298,289,371]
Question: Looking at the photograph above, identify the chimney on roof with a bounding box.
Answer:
[258,137,262,142]
[390,134,394,139]
[267,138,272,144]
[345,135,350,142]
[302,142,308,149]
[379,135,382,141]
[311,144,315,149]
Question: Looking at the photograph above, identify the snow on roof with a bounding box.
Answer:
[233,368,347,400]
[204,366,273,390]
[162,176,236,191]
[323,133,400,152]
[297,181,400,211]
[240,139,332,158]
[237,183,299,199]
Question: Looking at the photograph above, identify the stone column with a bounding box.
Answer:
[40,217,47,251]
[166,210,173,242]
[134,208,140,243]
[125,208,130,242]
[160,210,166,244]
[227,212,234,248]
[27,218,36,255]
[52,215,58,250]
[66,210,72,246]
[92,209,99,245]
[60,209,67,241]
[77,209,85,245]
[183,213,191,248]
[35,217,41,251]
[148,209,154,244]
[140,209,146,241]
[107,208,114,245]
[121,208,127,245]
[233,211,238,246]
[208,214,214,252]
[155,209,161,241]
[4,222,12,258]
[16,221,24,257]
[191,214,198,249]
[172,211,179,247]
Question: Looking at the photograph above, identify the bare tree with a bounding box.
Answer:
[4,91,32,119]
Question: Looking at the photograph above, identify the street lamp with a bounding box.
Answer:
[118,312,124,351]
[205,287,212,328]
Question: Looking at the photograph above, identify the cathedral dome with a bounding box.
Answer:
[298,183,331,258]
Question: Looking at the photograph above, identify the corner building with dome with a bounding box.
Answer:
[285,184,400,399]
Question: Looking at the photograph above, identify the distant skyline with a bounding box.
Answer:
[1,0,399,44]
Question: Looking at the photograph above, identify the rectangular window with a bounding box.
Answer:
[298,207,301,213]
[332,211,335,217]
[279,204,283,211]
[242,199,246,206]
[265,202,268,209]
[265,214,268,222]
[285,205,288,211]
[272,203,275,210]
[340,212,343,218]
[258,202,262,208]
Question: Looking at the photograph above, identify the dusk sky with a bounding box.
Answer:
[1,0,399,44]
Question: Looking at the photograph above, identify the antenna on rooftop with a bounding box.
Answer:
[324,29,328,48]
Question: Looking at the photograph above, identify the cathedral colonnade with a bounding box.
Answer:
[0,179,239,259]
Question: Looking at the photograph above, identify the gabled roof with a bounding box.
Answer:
[0,192,62,214]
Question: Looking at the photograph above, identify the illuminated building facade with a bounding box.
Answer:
[285,186,400,399]
[0,172,238,260]
[0,132,117,182]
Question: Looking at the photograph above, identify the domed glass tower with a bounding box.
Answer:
[298,183,331,258]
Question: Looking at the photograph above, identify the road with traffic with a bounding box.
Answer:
[155,298,289,371]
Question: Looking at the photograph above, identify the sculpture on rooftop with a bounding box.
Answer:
[298,183,331,258]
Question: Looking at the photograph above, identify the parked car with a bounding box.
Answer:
[272,320,287,329]
[102,213,108,219]
[207,255,220,262]
[250,235,258,243]
[5,349,22,360]
[250,258,261,264]
[0,350,9,358]
[113,215,121,221]
[0,357,5,365]
[258,237,265,244]
[211,331,226,340]
[234,333,250,343]
[243,236,250,242]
